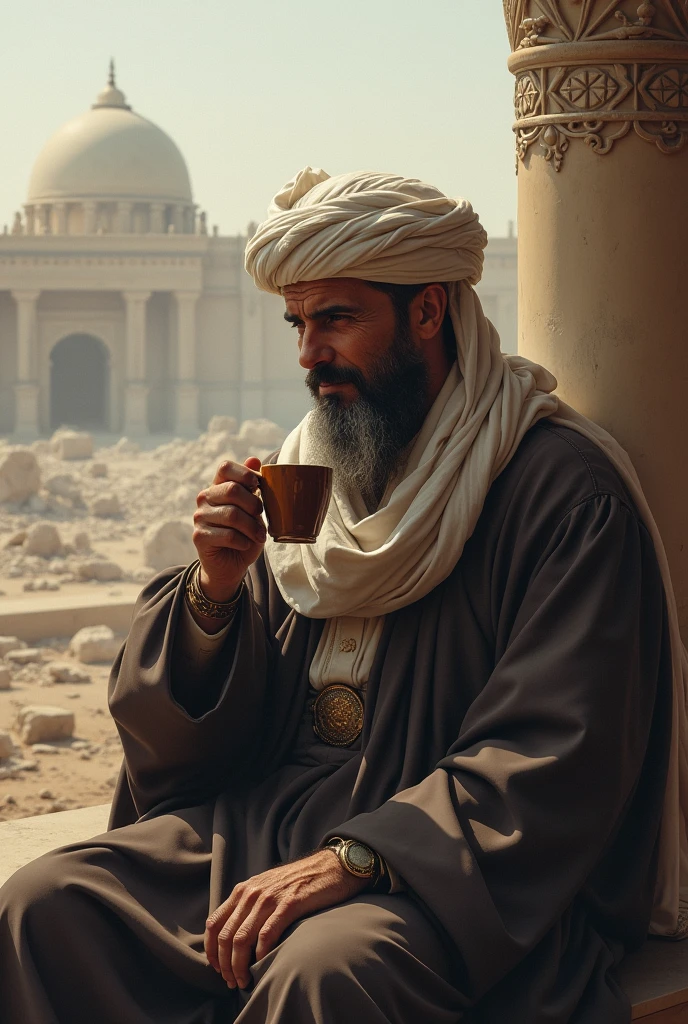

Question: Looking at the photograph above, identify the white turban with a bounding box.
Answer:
[245,167,487,291]
[245,167,688,940]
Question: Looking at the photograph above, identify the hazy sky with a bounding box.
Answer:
[1,2,517,239]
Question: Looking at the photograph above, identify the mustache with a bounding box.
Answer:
[305,363,367,393]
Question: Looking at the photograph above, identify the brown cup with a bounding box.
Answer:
[259,464,333,544]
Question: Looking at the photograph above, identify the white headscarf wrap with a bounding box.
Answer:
[245,167,688,939]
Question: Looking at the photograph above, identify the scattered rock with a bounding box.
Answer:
[39,788,53,799]
[70,741,90,750]
[87,462,108,478]
[44,663,92,685]
[72,530,91,553]
[53,431,93,460]
[16,705,75,744]
[23,579,60,592]
[207,415,239,434]
[43,473,82,504]
[5,648,43,666]
[0,637,26,659]
[0,448,41,504]
[69,625,120,664]
[47,800,68,813]
[79,751,92,760]
[4,530,27,548]
[113,437,140,455]
[132,566,156,583]
[75,559,123,582]
[24,522,62,558]
[105,772,119,788]
[143,520,195,571]
[89,493,122,518]
[0,732,13,759]
[27,494,48,513]
[238,417,287,449]
[32,744,61,754]
[0,667,10,690]
[0,793,16,806]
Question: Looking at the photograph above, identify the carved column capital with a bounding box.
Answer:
[504,1,688,169]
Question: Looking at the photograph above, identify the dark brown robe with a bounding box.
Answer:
[0,422,672,1024]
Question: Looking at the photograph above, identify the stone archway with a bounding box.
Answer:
[50,333,110,430]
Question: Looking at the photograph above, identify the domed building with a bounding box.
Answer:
[0,66,517,438]
[0,65,307,438]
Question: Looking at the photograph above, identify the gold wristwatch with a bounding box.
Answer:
[325,837,383,887]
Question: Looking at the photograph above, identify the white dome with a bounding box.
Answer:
[27,72,193,205]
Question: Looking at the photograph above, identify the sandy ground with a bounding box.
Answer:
[0,640,123,822]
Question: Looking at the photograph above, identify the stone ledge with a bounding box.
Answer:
[0,594,135,643]
[0,805,686,1017]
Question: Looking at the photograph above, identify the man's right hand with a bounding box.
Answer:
[192,457,266,606]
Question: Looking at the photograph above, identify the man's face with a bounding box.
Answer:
[283,278,430,508]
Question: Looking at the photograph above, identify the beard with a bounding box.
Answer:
[306,326,430,510]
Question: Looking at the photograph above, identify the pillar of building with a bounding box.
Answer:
[174,290,200,435]
[11,290,41,438]
[123,291,151,435]
[150,203,165,233]
[240,270,265,421]
[23,206,35,236]
[504,0,688,638]
[54,203,67,235]
[83,201,96,234]
[117,202,133,233]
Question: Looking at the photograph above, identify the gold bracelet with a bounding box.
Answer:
[185,561,245,620]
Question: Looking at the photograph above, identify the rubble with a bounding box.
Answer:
[75,559,123,582]
[69,625,121,664]
[238,417,287,449]
[23,522,63,557]
[17,705,75,744]
[5,648,43,666]
[0,732,13,759]
[207,415,238,434]
[4,530,26,548]
[0,667,10,690]
[143,519,196,571]
[44,473,83,504]
[0,637,26,658]
[89,493,122,518]
[72,530,91,553]
[44,663,92,685]
[87,462,108,478]
[52,430,93,460]
[0,448,40,504]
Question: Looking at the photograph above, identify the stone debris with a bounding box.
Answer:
[17,705,75,744]
[89,493,122,518]
[43,473,83,504]
[5,648,43,666]
[238,417,287,450]
[4,530,27,548]
[23,522,63,558]
[39,788,54,799]
[0,758,38,780]
[207,415,239,434]
[0,731,13,759]
[75,559,123,582]
[69,625,120,664]
[31,744,61,754]
[113,437,139,454]
[143,519,196,571]
[70,740,90,750]
[45,800,68,813]
[0,637,26,658]
[72,530,91,553]
[0,793,16,806]
[52,430,93,461]
[44,662,92,685]
[0,448,41,504]
[23,579,60,592]
[87,462,108,478]
[0,667,10,690]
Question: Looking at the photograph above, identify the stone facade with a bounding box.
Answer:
[0,66,517,438]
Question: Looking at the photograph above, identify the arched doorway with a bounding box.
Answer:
[50,334,110,430]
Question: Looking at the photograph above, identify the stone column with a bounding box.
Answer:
[123,291,151,435]
[11,290,41,437]
[54,203,67,235]
[150,203,165,233]
[83,201,96,234]
[174,290,200,435]
[23,205,35,236]
[117,201,133,233]
[504,0,688,637]
[240,271,266,421]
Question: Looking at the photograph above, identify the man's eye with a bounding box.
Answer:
[328,314,346,323]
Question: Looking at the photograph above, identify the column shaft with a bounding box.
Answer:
[11,290,41,437]
[504,0,688,637]
[123,291,151,435]
[174,290,200,435]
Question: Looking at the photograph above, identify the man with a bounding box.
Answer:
[1,168,685,1024]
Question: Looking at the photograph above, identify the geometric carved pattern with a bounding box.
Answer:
[506,2,688,169]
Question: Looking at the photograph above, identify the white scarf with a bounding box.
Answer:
[246,167,688,939]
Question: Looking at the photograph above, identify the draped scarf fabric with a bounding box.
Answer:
[245,167,688,939]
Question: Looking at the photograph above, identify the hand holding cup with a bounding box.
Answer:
[193,457,266,604]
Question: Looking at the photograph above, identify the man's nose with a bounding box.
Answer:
[298,326,334,370]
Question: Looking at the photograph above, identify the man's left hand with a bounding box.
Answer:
[204,848,369,989]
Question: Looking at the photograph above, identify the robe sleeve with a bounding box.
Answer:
[327,494,670,997]
[108,563,273,821]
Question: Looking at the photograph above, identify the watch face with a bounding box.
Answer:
[345,842,375,875]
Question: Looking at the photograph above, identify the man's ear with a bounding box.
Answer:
[413,284,448,341]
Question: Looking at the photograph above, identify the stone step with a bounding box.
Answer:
[0,594,135,643]
[0,805,686,1017]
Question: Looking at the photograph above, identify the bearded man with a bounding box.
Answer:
[1,169,687,1024]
